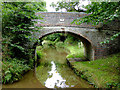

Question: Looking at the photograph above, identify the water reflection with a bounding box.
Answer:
[36,47,93,88]
[45,61,72,88]
[2,70,45,88]
[2,47,93,88]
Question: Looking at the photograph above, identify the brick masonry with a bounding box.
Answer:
[30,12,120,60]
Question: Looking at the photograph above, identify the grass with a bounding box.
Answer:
[65,44,85,59]
[70,53,120,88]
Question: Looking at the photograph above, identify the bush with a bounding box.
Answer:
[2,58,30,84]
[36,46,44,60]
[2,2,47,84]
[36,51,43,59]
[66,45,84,59]
[36,46,43,51]
[55,41,64,48]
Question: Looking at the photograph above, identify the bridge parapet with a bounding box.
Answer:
[35,12,94,28]
[35,12,120,31]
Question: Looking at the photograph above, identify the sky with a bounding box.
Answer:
[44,0,59,12]
[44,0,91,12]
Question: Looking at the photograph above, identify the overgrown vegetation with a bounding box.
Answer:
[71,53,120,88]
[73,2,120,25]
[36,46,44,60]
[72,1,120,44]
[2,2,46,84]
[65,45,84,59]
[37,33,85,60]
[2,59,30,84]
[50,0,86,12]
[51,1,120,44]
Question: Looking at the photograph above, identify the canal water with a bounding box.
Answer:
[2,47,93,88]
[2,70,45,88]
[35,47,93,88]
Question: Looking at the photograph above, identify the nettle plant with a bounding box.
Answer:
[2,2,47,84]
[2,2,46,61]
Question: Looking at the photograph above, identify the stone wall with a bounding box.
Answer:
[35,12,93,28]
[30,27,120,60]
[35,12,120,31]
[29,12,120,60]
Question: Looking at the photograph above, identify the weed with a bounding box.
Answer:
[2,58,30,84]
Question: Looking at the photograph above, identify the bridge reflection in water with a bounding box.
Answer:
[36,47,93,88]
[45,61,71,88]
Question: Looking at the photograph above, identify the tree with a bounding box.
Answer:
[2,2,47,84]
[73,2,120,25]
[50,0,86,12]
[73,2,120,44]
[51,1,120,44]
[2,2,46,61]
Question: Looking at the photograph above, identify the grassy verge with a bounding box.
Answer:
[65,44,85,59]
[69,53,120,88]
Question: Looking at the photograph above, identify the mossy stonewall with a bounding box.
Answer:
[67,53,120,88]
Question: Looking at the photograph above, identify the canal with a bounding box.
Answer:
[2,47,93,88]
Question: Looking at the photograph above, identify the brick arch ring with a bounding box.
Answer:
[38,30,95,61]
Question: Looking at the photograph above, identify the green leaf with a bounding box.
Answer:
[5,74,12,81]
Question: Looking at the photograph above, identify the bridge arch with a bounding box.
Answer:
[38,30,94,61]
[32,12,120,61]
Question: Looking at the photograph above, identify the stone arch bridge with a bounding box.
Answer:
[30,12,120,60]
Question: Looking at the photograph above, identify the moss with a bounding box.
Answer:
[70,53,120,88]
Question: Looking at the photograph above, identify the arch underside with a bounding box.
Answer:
[39,31,94,61]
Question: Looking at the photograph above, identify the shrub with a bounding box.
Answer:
[2,58,30,84]
[36,51,43,59]
[55,41,64,48]
[36,46,44,59]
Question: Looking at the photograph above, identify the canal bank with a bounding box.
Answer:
[66,52,120,88]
